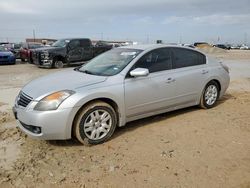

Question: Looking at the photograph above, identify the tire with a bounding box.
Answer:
[200,81,220,109]
[53,59,64,69]
[73,101,117,145]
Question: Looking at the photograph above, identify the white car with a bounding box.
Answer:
[13,44,230,145]
[240,45,249,50]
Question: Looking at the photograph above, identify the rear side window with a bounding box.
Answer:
[172,48,206,69]
[80,39,91,47]
[133,48,172,73]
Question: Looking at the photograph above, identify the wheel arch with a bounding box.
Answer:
[53,55,66,63]
[71,97,120,138]
[207,79,221,91]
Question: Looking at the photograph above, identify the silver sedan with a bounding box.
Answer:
[13,44,230,145]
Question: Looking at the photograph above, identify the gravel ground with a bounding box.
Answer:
[0,50,250,188]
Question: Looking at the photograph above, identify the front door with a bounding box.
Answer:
[124,48,176,119]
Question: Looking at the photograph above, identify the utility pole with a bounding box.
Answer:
[33,29,36,42]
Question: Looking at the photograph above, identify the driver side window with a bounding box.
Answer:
[133,48,172,73]
[68,40,80,50]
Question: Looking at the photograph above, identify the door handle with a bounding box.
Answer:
[166,78,176,83]
[202,70,209,74]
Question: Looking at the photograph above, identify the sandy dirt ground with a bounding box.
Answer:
[0,50,250,188]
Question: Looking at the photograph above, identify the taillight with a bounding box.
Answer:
[220,62,229,73]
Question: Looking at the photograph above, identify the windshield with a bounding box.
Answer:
[0,46,7,51]
[79,48,142,76]
[52,39,68,47]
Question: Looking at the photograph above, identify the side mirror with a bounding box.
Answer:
[130,68,149,77]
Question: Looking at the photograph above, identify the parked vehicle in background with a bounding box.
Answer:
[13,44,230,145]
[5,43,22,59]
[0,42,9,45]
[94,40,113,56]
[0,46,16,65]
[213,44,231,50]
[231,45,241,49]
[20,42,43,62]
[32,38,113,68]
[194,42,208,47]
[183,44,195,48]
[0,43,22,58]
[240,44,249,50]
[12,43,22,59]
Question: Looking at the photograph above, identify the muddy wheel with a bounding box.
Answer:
[200,81,220,109]
[73,101,117,145]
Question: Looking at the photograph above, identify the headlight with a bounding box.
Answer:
[34,90,75,111]
[41,51,49,59]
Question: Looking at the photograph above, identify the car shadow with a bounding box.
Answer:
[217,93,235,105]
[47,139,82,146]
[118,93,234,134]
[47,93,234,147]
[113,106,199,139]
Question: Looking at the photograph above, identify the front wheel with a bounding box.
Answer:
[53,60,64,69]
[73,101,117,145]
[200,81,220,109]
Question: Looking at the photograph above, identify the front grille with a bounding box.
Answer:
[17,92,33,107]
[0,56,8,59]
[32,51,41,65]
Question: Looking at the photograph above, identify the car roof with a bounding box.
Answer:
[120,44,205,55]
[59,38,91,41]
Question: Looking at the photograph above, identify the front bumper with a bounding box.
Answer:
[0,57,16,65]
[13,104,78,140]
[33,58,53,68]
[33,52,53,68]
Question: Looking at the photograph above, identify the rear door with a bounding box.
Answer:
[170,47,209,105]
[67,40,82,62]
[80,39,93,60]
[124,48,176,119]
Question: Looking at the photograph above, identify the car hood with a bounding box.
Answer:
[0,51,13,56]
[22,69,107,99]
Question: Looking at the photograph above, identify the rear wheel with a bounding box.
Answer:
[73,101,117,145]
[200,81,220,109]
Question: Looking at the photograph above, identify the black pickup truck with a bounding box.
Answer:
[32,38,113,68]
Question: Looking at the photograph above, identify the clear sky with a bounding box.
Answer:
[0,0,250,44]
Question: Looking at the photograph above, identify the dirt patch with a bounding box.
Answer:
[196,44,227,54]
[0,91,249,187]
[0,110,13,124]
